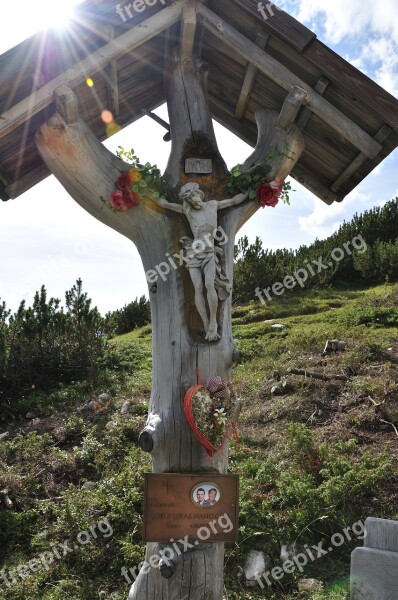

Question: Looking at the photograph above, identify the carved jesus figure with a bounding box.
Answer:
[153,183,248,341]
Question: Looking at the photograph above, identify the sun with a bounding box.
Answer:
[1,0,84,54]
[39,0,81,30]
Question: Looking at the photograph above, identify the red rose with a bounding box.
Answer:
[131,192,141,206]
[122,190,140,208]
[109,190,124,209]
[117,171,132,190]
[257,182,280,208]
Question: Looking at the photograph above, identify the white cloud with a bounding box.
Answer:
[289,0,398,96]
[298,190,372,238]
[296,0,398,42]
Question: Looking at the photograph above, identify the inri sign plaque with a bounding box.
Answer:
[185,158,213,174]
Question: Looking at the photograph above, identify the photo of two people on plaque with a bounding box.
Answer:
[194,485,221,507]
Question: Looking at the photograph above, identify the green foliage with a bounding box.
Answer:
[229,423,393,596]
[226,162,292,204]
[0,413,149,600]
[115,147,162,199]
[234,198,398,303]
[0,280,106,413]
[336,286,398,327]
[227,163,272,199]
[354,239,398,280]
[104,296,151,336]
[1,271,398,597]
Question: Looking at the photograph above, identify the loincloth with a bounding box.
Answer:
[180,237,231,300]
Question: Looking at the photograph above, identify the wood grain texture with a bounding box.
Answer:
[241,108,305,180]
[0,1,184,138]
[277,86,307,132]
[1,0,397,206]
[104,26,120,119]
[235,32,269,120]
[34,66,237,598]
[304,40,398,132]
[331,125,392,193]
[208,98,341,204]
[163,50,229,191]
[197,3,382,159]
[180,3,198,61]
[296,76,329,130]
[228,0,316,52]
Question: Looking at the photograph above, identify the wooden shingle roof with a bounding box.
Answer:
[0,0,397,203]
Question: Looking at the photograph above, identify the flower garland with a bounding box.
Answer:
[226,162,293,208]
[102,148,162,212]
[102,147,293,212]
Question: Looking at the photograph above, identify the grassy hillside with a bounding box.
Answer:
[1,283,398,599]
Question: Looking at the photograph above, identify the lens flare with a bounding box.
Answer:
[106,122,122,137]
[101,110,114,124]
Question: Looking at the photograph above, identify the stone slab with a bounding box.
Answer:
[364,517,398,553]
[351,547,398,599]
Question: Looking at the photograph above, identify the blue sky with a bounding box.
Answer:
[0,0,397,313]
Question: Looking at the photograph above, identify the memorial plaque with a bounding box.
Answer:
[143,473,239,543]
[185,158,213,174]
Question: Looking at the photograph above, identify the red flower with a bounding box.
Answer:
[109,190,124,209]
[122,190,140,207]
[109,173,141,211]
[257,180,283,208]
[117,171,132,190]
[131,192,141,205]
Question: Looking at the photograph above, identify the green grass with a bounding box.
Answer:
[1,283,398,598]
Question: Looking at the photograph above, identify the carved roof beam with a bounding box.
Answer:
[331,124,393,193]
[0,164,11,201]
[0,0,184,139]
[180,3,198,61]
[197,3,382,159]
[0,164,10,188]
[296,75,330,130]
[4,163,49,199]
[277,85,307,132]
[290,165,340,205]
[209,94,340,205]
[104,26,120,119]
[235,32,269,120]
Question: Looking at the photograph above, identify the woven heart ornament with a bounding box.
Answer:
[184,371,238,457]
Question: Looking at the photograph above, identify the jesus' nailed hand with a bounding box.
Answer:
[151,183,248,342]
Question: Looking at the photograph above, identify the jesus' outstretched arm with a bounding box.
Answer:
[151,196,184,214]
[217,191,249,210]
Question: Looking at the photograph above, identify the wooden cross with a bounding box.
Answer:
[35,3,306,599]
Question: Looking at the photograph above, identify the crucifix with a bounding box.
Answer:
[154,183,248,340]
[34,5,305,598]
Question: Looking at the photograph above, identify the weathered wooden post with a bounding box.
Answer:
[33,4,304,599]
[0,0,397,596]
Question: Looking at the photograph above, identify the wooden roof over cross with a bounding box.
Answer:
[0,0,397,203]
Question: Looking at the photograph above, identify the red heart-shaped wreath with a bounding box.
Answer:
[183,372,238,457]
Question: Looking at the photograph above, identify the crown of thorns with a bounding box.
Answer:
[179,182,201,200]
